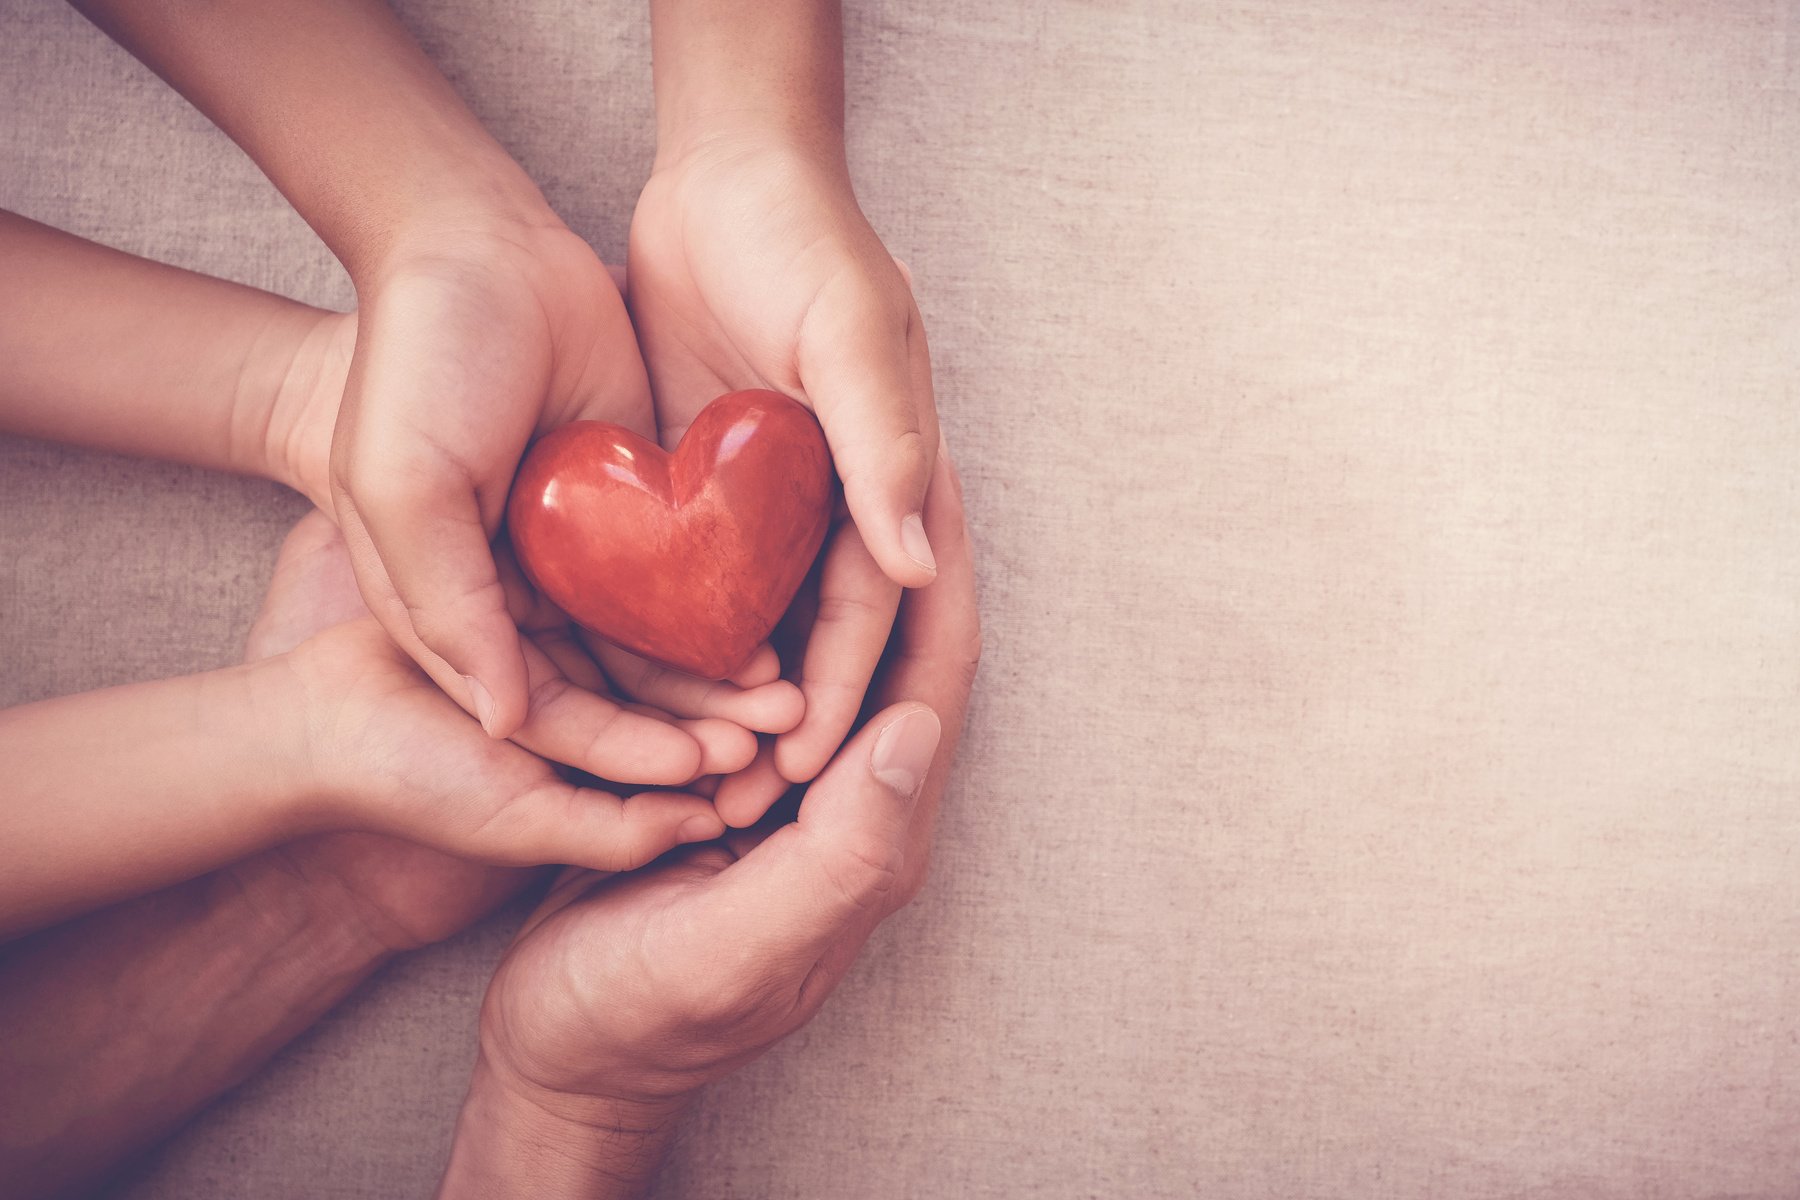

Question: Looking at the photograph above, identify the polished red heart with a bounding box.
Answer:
[507,389,834,680]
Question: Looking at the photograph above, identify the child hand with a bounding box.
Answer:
[435,452,980,1197]
[263,275,805,775]
[245,510,531,953]
[628,136,942,818]
[269,514,731,874]
[327,220,660,741]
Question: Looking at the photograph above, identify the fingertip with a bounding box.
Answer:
[860,510,937,589]
[715,746,793,828]
[773,728,833,787]
[678,809,725,844]
[474,676,530,740]
[900,512,938,575]
[729,644,782,688]
[559,787,720,871]
[464,675,500,735]
[868,704,941,800]
[607,715,705,785]
[683,717,758,777]
[753,680,807,734]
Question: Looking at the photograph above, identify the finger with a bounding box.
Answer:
[869,446,981,847]
[773,521,900,783]
[589,636,804,733]
[693,703,942,968]
[335,472,529,740]
[513,637,704,785]
[677,717,760,777]
[616,701,757,776]
[470,782,723,872]
[729,643,783,688]
[796,270,939,590]
[714,740,795,829]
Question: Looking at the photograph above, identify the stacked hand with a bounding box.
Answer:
[438,452,979,1197]
[18,3,978,1194]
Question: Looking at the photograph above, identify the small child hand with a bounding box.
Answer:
[269,514,730,874]
[629,136,942,818]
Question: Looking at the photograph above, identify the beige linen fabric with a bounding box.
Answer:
[4,1,1799,1196]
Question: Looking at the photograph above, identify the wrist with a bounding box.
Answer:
[259,308,355,512]
[77,0,556,287]
[655,105,846,176]
[650,0,847,172]
[227,652,337,843]
[221,846,399,985]
[340,157,562,287]
[438,1054,691,1200]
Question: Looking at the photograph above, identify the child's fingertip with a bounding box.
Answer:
[678,812,724,843]
[612,716,704,785]
[728,644,782,688]
[758,680,807,733]
[686,717,757,776]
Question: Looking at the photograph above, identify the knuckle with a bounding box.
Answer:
[812,590,889,628]
[605,833,661,873]
[837,427,928,499]
[403,578,507,650]
[817,831,904,916]
[579,705,637,770]
[339,449,425,509]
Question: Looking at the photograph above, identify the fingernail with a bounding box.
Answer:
[900,513,937,574]
[870,707,941,801]
[679,814,721,842]
[464,675,497,734]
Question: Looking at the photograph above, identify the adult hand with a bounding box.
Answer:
[436,451,978,1199]
[628,134,939,817]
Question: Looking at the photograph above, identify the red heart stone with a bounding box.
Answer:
[507,389,834,680]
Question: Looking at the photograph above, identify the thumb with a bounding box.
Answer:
[695,703,943,966]
[797,272,940,589]
[335,467,530,739]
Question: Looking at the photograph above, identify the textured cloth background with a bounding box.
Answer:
[4,1,1800,1196]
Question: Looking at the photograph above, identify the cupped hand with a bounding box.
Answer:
[260,513,730,881]
[327,216,656,741]
[627,135,941,808]
[266,244,804,771]
[243,510,528,951]
[464,450,977,1132]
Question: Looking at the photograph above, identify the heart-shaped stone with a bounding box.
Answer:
[507,389,834,680]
